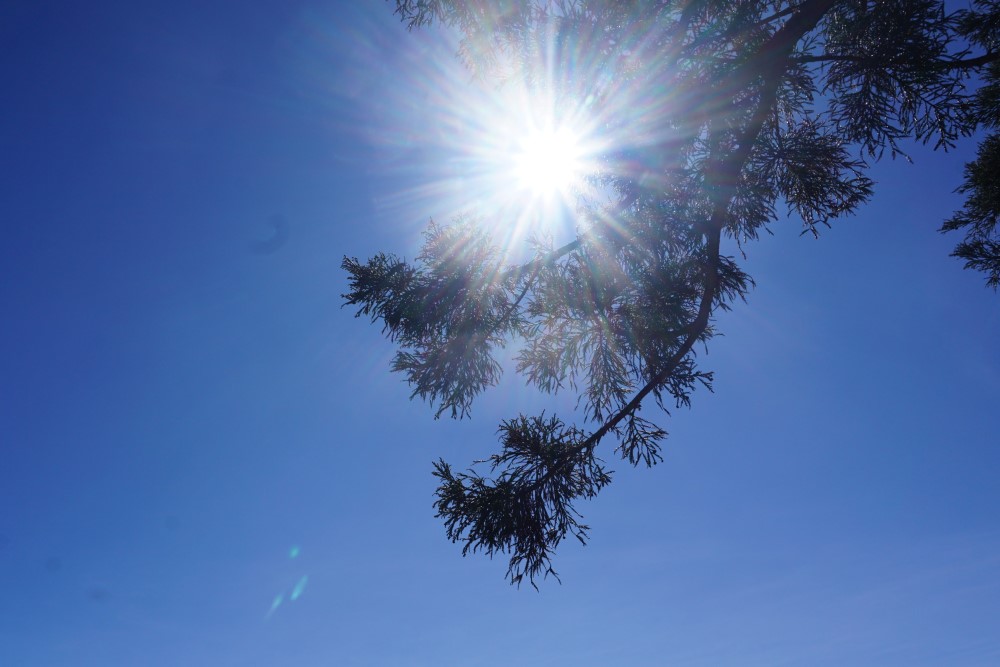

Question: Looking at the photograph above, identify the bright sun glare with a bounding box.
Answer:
[512,126,584,197]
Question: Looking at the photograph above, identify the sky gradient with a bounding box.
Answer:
[2,1,999,665]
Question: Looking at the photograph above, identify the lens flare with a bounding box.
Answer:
[266,594,284,619]
[266,546,308,619]
[290,575,308,601]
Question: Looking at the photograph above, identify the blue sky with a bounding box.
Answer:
[2,1,999,665]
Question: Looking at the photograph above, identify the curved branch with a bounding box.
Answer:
[794,51,1000,70]
[579,227,721,452]
[581,0,839,455]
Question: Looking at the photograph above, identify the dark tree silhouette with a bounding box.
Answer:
[344,0,1000,586]
[943,51,1000,287]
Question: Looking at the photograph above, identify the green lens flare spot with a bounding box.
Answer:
[266,594,284,619]
[291,575,308,601]
[289,546,300,559]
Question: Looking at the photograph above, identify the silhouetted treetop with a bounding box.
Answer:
[345,0,999,586]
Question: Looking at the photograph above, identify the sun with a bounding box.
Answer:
[512,126,585,197]
[362,32,605,243]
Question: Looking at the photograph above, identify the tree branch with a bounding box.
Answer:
[580,0,840,455]
[682,1,809,59]
[503,239,581,282]
[794,51,1000,70]
[579,228,721,452]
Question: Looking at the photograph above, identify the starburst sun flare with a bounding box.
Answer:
[464,86,604,244]
[355,18,639,251]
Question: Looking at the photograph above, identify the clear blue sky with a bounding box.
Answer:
[2,2,999,666]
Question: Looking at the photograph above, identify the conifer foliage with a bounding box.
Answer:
[344,0,1000,585]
